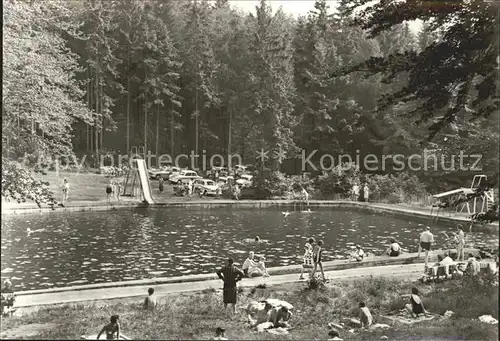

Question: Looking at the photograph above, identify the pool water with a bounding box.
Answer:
[1,207,497,291]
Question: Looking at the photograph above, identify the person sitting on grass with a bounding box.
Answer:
[212,327,227,340]
[144,287,158,310]
[97,315,123,340]
[358,302,373,328]
[327,329,343,341]
[466,254,481,276]
[386,238,401,257]
[350,245,365,262]
[404,287,427,318]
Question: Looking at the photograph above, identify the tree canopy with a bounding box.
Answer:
[338,0,499,140]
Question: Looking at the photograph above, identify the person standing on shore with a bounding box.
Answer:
[158,177,164,194]
[300,237,315,280]
[363,184,369,202]
[311,240,327,282]
[106,181,113,204]
[301,187,310,206]
[418,227,435,269]
[61,178,69,206]
[455,224,465,261]
[216,258,244,315]
[351,183,359,202]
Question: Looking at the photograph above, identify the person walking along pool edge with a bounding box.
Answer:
[311,240,327,282]
[216,258,244,315]
[418,226,434,269]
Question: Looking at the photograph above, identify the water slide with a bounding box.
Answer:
[135,159,154,204]
[432,188,474,199]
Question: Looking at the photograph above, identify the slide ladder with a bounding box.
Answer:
[121,159,154,204]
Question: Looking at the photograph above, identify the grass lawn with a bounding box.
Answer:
[30,171,203,203]
[2,275,498,340]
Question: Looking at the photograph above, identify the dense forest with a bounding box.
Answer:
[3,0,499,203]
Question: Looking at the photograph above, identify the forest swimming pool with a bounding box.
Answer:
[1,207,497,291]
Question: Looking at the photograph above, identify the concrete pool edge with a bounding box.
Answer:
[13,249,482,298]
[2,200,498,230]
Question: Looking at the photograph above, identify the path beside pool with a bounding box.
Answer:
[12,249,489,309]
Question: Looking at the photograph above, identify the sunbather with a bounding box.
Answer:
[350,245,364,262]
[248,257,270,277]
[358,302,373,328]
[404,287,427,318]
[213,327,227,340]
[386,239,401,257]
[328,329,343,341]
[440,253,454,266]
[466,254,480,276]
[97,315,121,340]
[242,251,256,277]
[144,287,158,310]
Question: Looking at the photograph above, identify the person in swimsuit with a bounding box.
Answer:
[311,240,326,281]
[242,251,256,277]
[418,227,434,269]
[300,237,315,279]
[106,181,113,203]
[404,287,427,318]
[143,287,158,310]
[61,178,69,206]
[359,302,373,328]
[301,187,309,206]
[454,224,465,261]
[159,177,164,194]
[350,245,365,262]
[213,327,227,340]
[386,238,401,257]
[1,279,16,317]
[97,315,120,340]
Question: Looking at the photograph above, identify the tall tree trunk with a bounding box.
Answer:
[100,83,103,151]
[155,104,160,158]
[144,92,148,156]
[95,74,100,160]
[126,52,131,155]
[170,101,174,157]
[228,104,232,163]
[89,68,93,153]
[195,78,199,165]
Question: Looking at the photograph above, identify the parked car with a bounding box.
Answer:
[209,166,228,177]
[232,165,247,174]
[169,170,202,184]
[217,175,234,189]
[193,179,221,196]
[149,166,180,180]
[236,174,253,188]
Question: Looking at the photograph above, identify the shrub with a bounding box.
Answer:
[252,169,315,199]
[316,163,361,199]
[365,172,429,204]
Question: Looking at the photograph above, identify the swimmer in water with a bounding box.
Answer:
[255,236,260,242]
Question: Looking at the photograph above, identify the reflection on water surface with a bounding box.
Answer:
[1,207,496,290]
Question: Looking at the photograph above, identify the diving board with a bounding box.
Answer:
[136,159,154,204]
